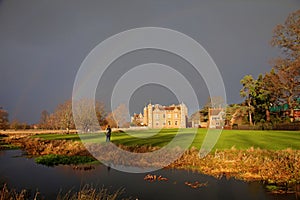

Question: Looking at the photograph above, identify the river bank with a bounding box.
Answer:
[1,132,300,195]
[0,149,291,200]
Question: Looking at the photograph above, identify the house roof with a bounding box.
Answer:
[165,106,180,111]
[209,108,223,116]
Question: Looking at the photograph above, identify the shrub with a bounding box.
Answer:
[35,154,96,166]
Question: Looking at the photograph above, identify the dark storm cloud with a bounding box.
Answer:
[0,0,299,123]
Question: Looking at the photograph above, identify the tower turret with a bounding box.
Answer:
[147,103,153,128]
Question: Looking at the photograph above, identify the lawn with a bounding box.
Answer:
[32,129,300,151]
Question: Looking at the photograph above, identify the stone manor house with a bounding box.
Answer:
[131,103,188,128]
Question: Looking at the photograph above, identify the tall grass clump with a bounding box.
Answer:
[0,184,131,200]
[57,185,129,200]
[0,184,39,200]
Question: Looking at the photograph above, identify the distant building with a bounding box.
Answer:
[294,109,300,121]
[208,108,225,128]
[134,103,188,128]
[131,113,144,126]
[190,111,207,128]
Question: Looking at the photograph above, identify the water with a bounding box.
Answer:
[0,150,296,199]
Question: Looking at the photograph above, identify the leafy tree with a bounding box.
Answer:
[225,104,248,126]
[199,108,209,123]
[253,74,272,122]
[199,96,226,123]
[240,75,256,125]
[0,107,9,130]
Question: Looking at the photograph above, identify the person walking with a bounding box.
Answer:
[106,125,112,142]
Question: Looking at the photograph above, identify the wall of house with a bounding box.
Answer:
[141,103,188,128]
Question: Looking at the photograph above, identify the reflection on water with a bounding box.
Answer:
[0,150,296,200]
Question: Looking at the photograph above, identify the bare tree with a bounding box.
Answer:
[95,101,108,127]
[58,100,74,131]
[39,110,49,129]
[46,113,60,130]
[10,119,20,130]
[111,103,129,128]
[105,112,117,128]
[47,100,75,132]
[73,99,107,132]
[0,107,9,130]
[265,66,299,121]
[271,9,300,63]
[270,10,300,121]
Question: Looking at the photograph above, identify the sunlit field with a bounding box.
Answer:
[33,129,300,151]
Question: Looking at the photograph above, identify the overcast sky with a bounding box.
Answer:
[0,0,299,123]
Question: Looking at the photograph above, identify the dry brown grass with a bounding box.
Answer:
[4,134,300,191]
[169,146,300,189]
[56,185,128,200]
[0,129,77,135]
[5,137,88,156]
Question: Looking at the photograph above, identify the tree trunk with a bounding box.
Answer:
[266,109,270,122]
[249,110,253,125]
[248,101,253,126]
[290,108,294,122]
[288,96,294,122]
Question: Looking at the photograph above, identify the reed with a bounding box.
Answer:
[56,185,128,200]
[0,184,130,200]
[169,147,300,193]
[0,184,38,200]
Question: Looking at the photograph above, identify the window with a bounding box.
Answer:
[168,121,171,125]
[156,122,159,126]
[174,114,178,118]
[175,121,178,125]
[167,114,171,118]
[155,114,160,119]
[163,114,165,118]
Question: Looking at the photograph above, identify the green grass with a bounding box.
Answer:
[35,154,97,166]
[211,129,300,150]
[32,129,300,151]
[0,143,19,150]
[31,133,81,140]
[0,134,19,150]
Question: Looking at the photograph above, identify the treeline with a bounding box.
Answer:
[0,107,32,131]
[0,100,129,131]
[38,99,129,131]
[239,9,300,125]
[192,10,300,128]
